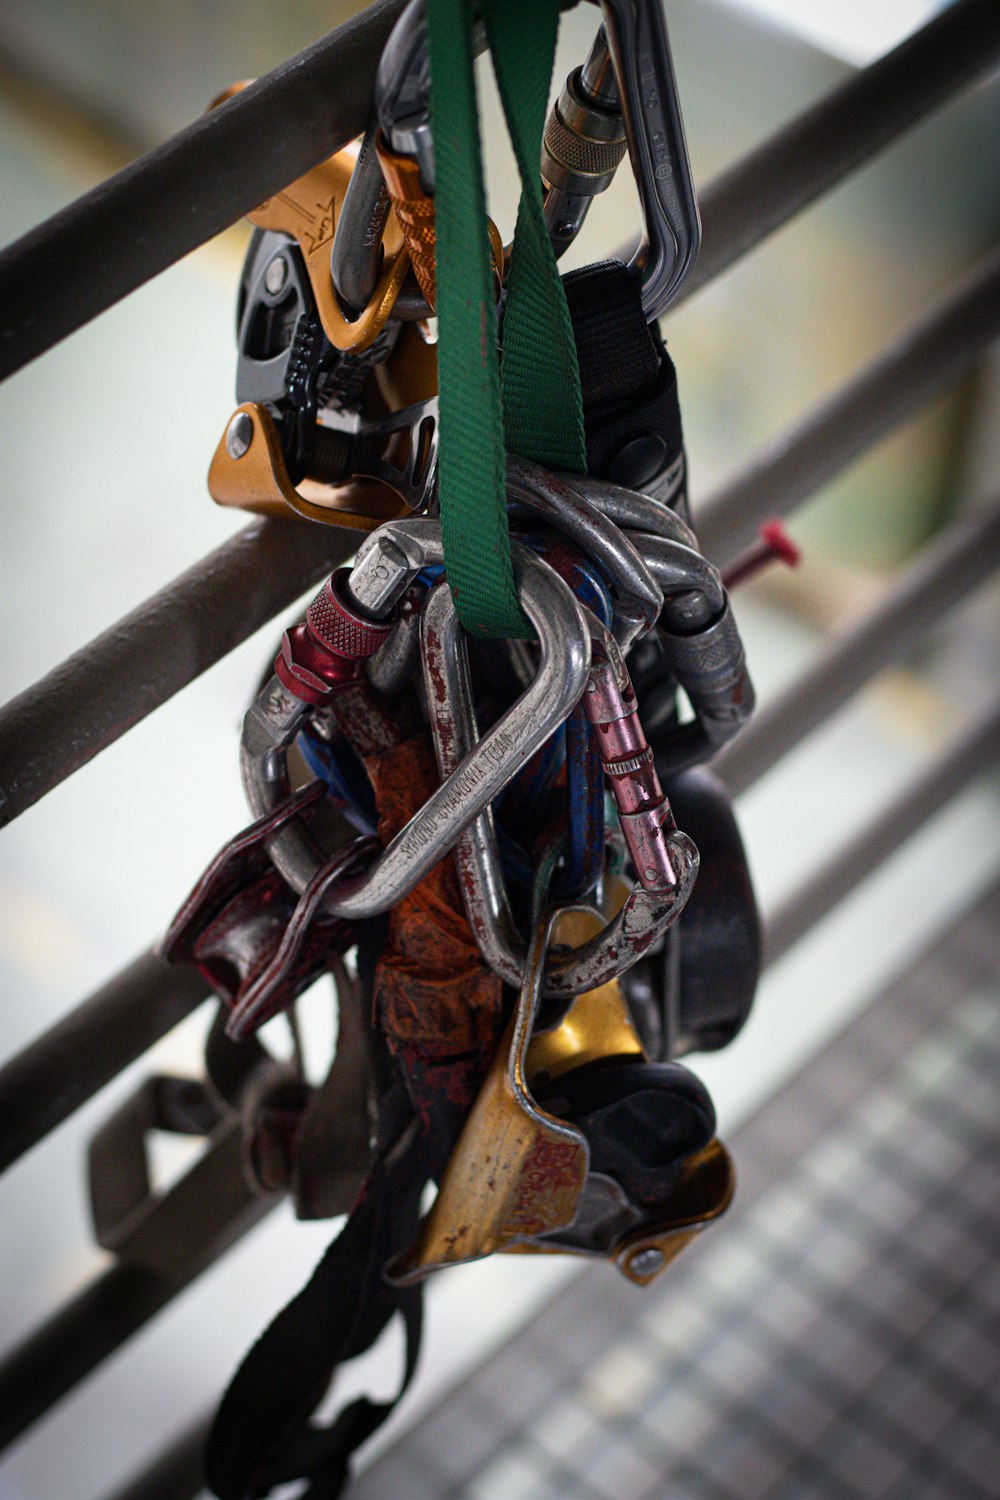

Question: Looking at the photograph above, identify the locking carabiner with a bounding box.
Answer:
[543,2,703,313]
[420,575,699,999]
[598,0,702,316]
[375,0,701,317]
[240,524,592,918]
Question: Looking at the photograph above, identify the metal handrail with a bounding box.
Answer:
[0,518,357,828]
[714,499,1000,795]
[2,250,997,828]
[102,875,1000,1500]
[0,951,207,1175]
[3,496,998,1175]
[764,692,1000,963]
[2,685,996,1459]
[670,0,1000,304]
[0,0,995,823]
[0,0,997,1481]
[696,246,1000,562]
[0,0,995,380]
[0,0,407,382]
[0,1124,277,1455]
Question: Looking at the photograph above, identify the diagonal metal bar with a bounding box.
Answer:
[672,0,1000,305]
[0,1124,278,1454]
[9,498,991,1178]
[1,0,997,383]
[3,237,998,1180]
[0,517,356,828]
[694,245,1000,563]
[0,0,995,1480]
[763,692,1000,965]
[3,245,996,836]
[0,950,206,1175]
[0,0,406,382]
[102,875,1000,1500]
[0,5,995,832]
[714,499,1000,795]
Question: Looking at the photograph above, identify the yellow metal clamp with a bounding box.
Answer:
[389,908,734,1286]
[208,402,406,533]
[213,83,411,351]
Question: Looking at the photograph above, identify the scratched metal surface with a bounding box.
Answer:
[349,881,1000,1500]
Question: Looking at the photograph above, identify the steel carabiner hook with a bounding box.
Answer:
[541,3,701,317]
[373,0,701,316]
[600,0,702,316]
[240,523,592,919]
[420,572,699,1000]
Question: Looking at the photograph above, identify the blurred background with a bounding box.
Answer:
[0,1,998,1497]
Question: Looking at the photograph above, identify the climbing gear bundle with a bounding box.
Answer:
[88,1,776,1494]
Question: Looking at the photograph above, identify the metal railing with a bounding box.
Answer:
[0,0,998,1495]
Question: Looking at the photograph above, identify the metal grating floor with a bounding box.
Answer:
[349,881,1000,1500]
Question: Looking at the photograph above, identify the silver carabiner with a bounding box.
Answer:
[563,469,697,548]
[600,0,701,317]
[421,578,698,998]
[541,6,701,316]
[329,124,394,317]
[520,466,756,763]
[375,0,700,317]
[506,456,662,651]
[240,523,591,919]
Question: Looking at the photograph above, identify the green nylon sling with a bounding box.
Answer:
[426,0,587,639]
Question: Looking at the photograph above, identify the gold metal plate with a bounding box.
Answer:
[389,899,735,1286]
[527,908,644,1085]
[208,402,406,532]
[388,909,645,1283]
[614,1139,736,1285]
[212,83,410,351]
[387,912,594,1283]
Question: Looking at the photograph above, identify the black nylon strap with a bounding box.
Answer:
[270,1279,423,1500]
[562,258,684,491]
[203,911,437,1500]
[204,1110,428,1500]
[563,258,661,412]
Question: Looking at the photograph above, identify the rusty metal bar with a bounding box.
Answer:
[1,279,995,1171]
[695,245,1000,563]
[0,518,356,828]
[0,1126,277,1453]
[7,496,994,1179]
[672,0,1000,306]
[714,499,1000,795]
[4,246,996,837]
[106,1416,211,1500]
[116,874,1000,1500]
[764,692,1000,965]
[0,8,995,829]
[46,694,999,1497]
[0,1,997,1477]
[0,950,206,1175]
[0,0,407,382]
[1,0,995,382]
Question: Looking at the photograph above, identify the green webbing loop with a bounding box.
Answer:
[426,0,586,638]
[485,0,586,472]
